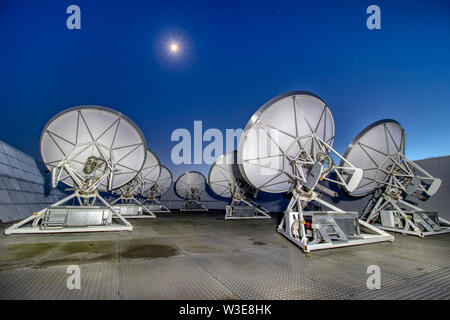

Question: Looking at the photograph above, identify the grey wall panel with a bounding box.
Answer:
[409,156,450,220]
[0,140,67,223]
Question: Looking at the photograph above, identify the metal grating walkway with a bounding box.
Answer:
[0,211,449,300]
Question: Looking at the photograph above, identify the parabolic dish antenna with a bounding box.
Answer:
[111,149,160,218]
[339,119,405,198]
[175,171,208,211]
[237,91,393,252]
[144,165,173,199]
[139,150,161,195]
[142,165,173,213]
[5,105,148,234]
[41,106,147,192]
[238,91,338,194]
[208,151,242,198]
[340,119,449,237]
[208,150,270,219]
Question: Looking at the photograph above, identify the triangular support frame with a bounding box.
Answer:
[277,189,394,252]
[364,195,450,237]
[4,190,133,234]
[110,194,156,219]
[180,199,209,211]
[224,186,271,220]
[142,198,171,213]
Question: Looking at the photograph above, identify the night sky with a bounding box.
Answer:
[0,0,449,180]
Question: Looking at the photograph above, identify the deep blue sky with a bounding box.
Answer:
[0,0,449,180]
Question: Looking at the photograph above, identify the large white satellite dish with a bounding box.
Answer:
[111,149,161,218]
[5,105,148,234]
[175,171,208,211]
[208,150,270,219]
[142,165,172,213]
[340,119,450,237]
[238,91,393,252]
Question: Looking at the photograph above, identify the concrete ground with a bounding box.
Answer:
[0,210,449,300]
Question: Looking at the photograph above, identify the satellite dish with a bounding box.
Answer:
[139,150,161,195]
[175,171,208,211]
[111,149,160,218]
[340,119,449,237]
[238,91,393,252]
[340,119,406,198]
[41,106,147,192]
[5,105,147,234]
[208,150,270,219]
[142,165,172,213]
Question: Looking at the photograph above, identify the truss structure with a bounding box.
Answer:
[361,153,449,237]
[111,179,156,218]
[238,91,394,252]
[341,119,449,237]
[176,171,209,212]
[209,150,270,220]
[142,185,170,213]
[5,106,147,234]
[276,134,393,252]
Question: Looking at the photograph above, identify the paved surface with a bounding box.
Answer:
[0,210,449,300]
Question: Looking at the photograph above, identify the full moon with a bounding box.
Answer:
[170,43,178,53]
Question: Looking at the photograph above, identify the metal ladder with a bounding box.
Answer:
[414,212,441,232]
[315,216,349,243]
[41,209,68,229]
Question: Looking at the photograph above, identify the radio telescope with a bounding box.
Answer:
[142,165,173,213]
[175,171,208,211]
[5,106,147,234]
[208,150,270,219]
[340,119,450,237]
[110,149,161,218]
[238,91,393,252]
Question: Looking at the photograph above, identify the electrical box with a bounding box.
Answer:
[380,210,396,228]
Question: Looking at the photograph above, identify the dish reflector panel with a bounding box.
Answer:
[339,119,405,197]
[40,106,147,191]
[143,165,172,198]
[175,171,206,199]
[139,149,161,194]
[208,150,244,198]
[238,91,334,193]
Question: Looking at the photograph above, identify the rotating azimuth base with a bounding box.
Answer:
[340,119,449,238]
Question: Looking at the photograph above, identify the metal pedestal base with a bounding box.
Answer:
[224,199,270,220]
[112,204,156,219]
[4,192,133,235]
[277,192,394,253]
[374,225,450,237]
[142,200,171,213]
[180,200,208,212]
[365,197,450,238]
